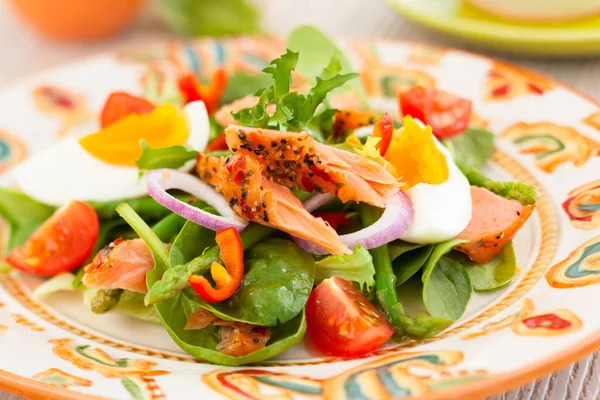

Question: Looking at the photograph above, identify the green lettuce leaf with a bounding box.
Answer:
[221,73,272,105]
[463,241,518,292]
[315,245,375,291]
[287,25,368,106]
[157,0,260,36]
[443,128,494,169]
[136,141,197,172]
[233,50,358,132]
[0,188,54,251]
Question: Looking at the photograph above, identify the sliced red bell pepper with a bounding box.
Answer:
[371,112,393,156]
[178,68,228,114]
[314,212,353,230]
[100,92,155,128]
[189,227,244,303]
[206,133,229,152]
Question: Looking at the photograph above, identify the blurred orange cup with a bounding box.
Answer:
[7,0,146,41]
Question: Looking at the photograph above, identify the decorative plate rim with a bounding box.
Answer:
[0,37,598,400]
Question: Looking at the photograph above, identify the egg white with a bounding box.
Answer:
[399,136,472,244]
[11,101,209,206]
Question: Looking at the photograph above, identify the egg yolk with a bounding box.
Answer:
[384,116,449,189]
[79,104,188,166]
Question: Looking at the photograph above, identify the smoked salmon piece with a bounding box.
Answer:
[455,186,535,264]
[201,154,350,255]
[196,153,225,187]
[83,238,154,293]
[184,309,271,357]
[215,320,271,357]
[224,125,400,207]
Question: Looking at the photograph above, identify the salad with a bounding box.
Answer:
[0,27,539,366]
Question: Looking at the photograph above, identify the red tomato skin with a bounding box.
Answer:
[399,86,472,139]
[306,277,394,357]
[6,201,99,276]
[100,92,155,128]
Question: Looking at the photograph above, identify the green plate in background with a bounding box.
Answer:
[383,0,600,57]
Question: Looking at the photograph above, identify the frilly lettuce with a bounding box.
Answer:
[315,245,375,292]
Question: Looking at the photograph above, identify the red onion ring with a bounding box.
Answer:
[303,193,336,212]
[294,191,414,254]
[146,169,248,232]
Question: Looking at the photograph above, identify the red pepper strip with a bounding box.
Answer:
[100,92,155,128]
[206,133,229,152]
[178,68,228,114]
[314,212,353,230]
[372,112,394,156]
[189,227,244,303]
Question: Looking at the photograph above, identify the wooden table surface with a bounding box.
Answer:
[0,0,599,399]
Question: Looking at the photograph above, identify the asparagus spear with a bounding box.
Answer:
[90,289,123,314]
[359,203,451,339]
[457,164,539,206]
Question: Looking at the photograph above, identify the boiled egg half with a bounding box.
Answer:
[12,101,209,206]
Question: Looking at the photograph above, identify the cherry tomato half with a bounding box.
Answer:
[100,91,155,128]
[6,201,99,276]
[306,277,393,357]
[399,86,472,139]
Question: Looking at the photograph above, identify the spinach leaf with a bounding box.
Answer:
[136,141,197,172]
[423,257,472,320]
[170,220,216,267]
[221,73,272,105]
[287,26,368,106]
[315,245,374,291]
[393,245,434,287]
[117,204,305,366]
[464,241,517,292]
[388,241,426,262]
[0,188,55,251]
[421,239,467,284]
[443,128,494,170]
[199,239,315,326]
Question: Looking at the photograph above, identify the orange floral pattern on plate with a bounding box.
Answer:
[33,368,92,389]
[204,350,487,400]
[582,110,600,131]
[0,130,27,173]
[51,338,169,400]
[32,85,90,137]
[484,64,552,101]
[408,44,446,64]
[562,180,600,230]
[462,298,582,340]
[501,122,600,173]
[546,235,600,288]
